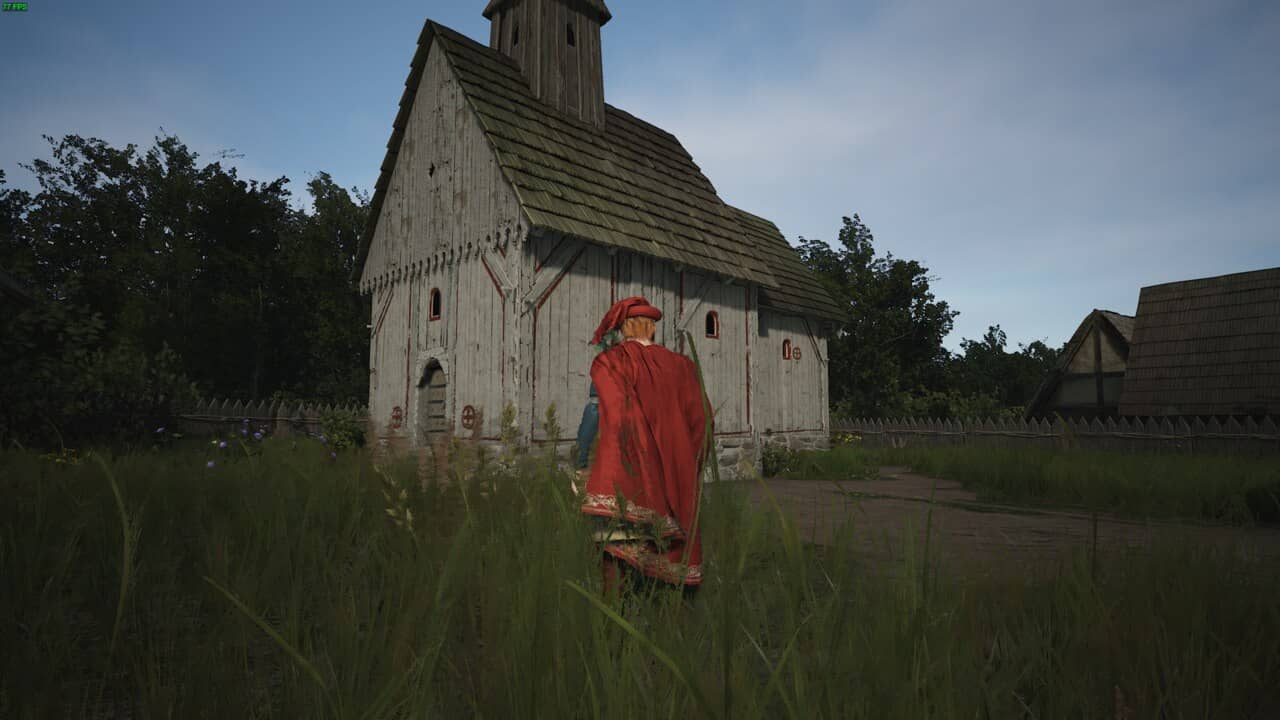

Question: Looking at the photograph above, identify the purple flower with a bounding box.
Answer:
[240,428,249,436]
[218,440,228,449]
[242,418,250,424]
[154,426,165,434]
[319,434,327,445]
[206,460,216,468]
[253,431,263,440]
[329,451,337,460]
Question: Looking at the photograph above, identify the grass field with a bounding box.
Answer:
[3,438,1279,718]
[777,443,1280,525]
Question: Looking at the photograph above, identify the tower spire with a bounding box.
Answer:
[484,0,610,129]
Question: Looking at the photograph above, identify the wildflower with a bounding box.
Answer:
[319,434,327,445]
[218,440,228,449]
[253,431,263,440]
[154,426,165,434]
[329,451,337,461]
[240,428,249,436]
[242,418,250,424]
[206,460,216,468]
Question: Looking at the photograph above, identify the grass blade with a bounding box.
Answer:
[564,580,719,719]
[202,575,331,703]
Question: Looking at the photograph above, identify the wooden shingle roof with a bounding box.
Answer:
[1118,267,1280,417]
[354,20,780,291]
[726,206,845,323]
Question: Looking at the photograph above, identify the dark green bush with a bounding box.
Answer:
[318,408,366,450]
[760,441,798,477]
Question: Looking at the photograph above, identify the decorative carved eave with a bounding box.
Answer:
[358,224,526,295]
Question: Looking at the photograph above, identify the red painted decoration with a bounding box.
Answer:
[461,404,478,430]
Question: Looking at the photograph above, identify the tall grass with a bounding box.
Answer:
[3,440,1279,718]
[787,444,1280,524]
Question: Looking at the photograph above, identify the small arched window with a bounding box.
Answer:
[782,339,792,360]
[705,311,719,339]
[429,288,442,321]
[566,23,576,46]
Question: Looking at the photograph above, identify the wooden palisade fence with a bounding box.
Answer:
[175,398,368,438]
[832,416,1280,456]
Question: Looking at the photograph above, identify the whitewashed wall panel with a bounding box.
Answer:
[450,256,509,438]
[363,38,528,448]
[529,238,611,440]
[360,42,524,295]
[369,279,415,442]
[756,311,829,437]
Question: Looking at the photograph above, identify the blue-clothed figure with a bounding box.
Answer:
[575,381,599,469]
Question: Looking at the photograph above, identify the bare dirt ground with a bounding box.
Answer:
[745,467,1280,578]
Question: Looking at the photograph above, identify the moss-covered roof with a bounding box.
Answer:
[726,206,846,323]
[358,19,855,299]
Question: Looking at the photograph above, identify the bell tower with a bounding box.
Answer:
[484,0,611,129]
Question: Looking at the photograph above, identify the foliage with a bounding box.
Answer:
[949,324,1059,410]
[318,408,366,451]
[796,215,956,417]
[759,441,798,477]
[2,442,1279,717]
[0,294,199,450]
[2,134,371,408]
[798,215,1063,419]
[1,135,371,449]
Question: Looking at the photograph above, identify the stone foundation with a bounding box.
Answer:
[760,431,830,452]
[376,430,830,483]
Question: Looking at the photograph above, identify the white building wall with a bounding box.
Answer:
[360,40,525,450]
[756,311,831,451]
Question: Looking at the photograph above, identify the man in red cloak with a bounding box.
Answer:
[579,296,711,592]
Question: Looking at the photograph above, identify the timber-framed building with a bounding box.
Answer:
[354,0,845,476]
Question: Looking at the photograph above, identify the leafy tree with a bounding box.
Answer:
[1,134,371,448]
[796,214,957,417]
[273,172,372,403]
[949,325,1060,411]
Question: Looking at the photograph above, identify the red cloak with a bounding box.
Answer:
[580,340,710,585]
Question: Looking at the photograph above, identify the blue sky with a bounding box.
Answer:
[2,0,1277,351]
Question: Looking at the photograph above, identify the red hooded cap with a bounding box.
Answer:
[591,296,663,345]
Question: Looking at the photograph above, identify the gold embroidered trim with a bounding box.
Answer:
[605,542,703,585]
[581,492,682,536]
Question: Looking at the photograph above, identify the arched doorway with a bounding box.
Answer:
[417,360,448,445]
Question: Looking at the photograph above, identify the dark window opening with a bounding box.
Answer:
[566,23,576,46]
[429,288,442,321]
[513,22,520,46]
[783,339,792,360]
[705,311,719,339]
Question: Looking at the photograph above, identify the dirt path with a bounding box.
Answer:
[745,467,1280,577]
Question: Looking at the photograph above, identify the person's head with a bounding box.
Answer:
[621,316,656,341]
[592,296,663,345]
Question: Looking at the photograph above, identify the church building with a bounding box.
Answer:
[354,0,845,476]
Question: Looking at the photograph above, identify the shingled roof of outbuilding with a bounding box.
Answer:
[354,20,780,291]
[1118,266,1280,417]
[726,206,846,323]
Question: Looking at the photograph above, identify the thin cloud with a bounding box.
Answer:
[611,0,1280,349]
